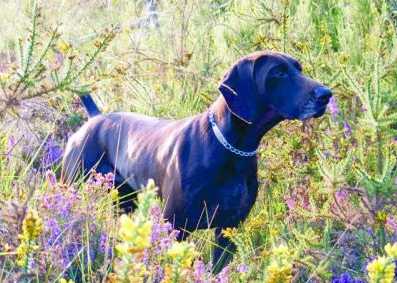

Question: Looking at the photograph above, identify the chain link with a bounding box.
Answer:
[209,111,257,157]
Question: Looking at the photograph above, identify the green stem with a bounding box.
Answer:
[29,28,59,79]
[377,226,386,254]
[23,1,38,77]
[13,1,38,95]
[68,34,113,84]
[376,128,383,176]
[282,3,288,52]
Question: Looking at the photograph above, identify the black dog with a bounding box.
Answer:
[62,51,332,268]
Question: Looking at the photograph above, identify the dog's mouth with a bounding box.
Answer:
[298,97,330,120]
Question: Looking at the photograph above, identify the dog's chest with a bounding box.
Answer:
[182,173,258,229]
[211,177,257,226]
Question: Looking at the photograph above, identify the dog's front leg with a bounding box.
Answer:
[212,227,236,273]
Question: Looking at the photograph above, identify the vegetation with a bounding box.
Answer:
[0,0,396,282]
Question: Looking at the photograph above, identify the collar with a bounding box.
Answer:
[208,111,258,157]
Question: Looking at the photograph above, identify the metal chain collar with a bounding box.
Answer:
[208,111,257,157]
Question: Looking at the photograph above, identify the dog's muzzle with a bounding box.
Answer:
[299,86,332,120]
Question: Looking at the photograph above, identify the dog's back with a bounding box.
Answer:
[62,108,197,189]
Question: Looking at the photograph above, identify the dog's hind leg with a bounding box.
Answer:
[95,161,137,213]
[61,140,87,184]
[116,181,137,213]
[62,136,136,212]
[61,126,102,184]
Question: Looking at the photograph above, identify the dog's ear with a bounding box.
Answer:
[218,58,257,124]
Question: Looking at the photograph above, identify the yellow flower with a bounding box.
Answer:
[338,52,349,64]
[57,40,72,54]
[261,249,271,258]
[111,181,163,282]
[167,242,197,268]
[16,209,43,267]
[295,41,309,52]
[265,261,293,283]
[367,256,395,283]
[222,227,237,239]
[0,72,10,82]
[118,214,135,238]
[16,241,28,266]
[134,223,152,248]
[264,245,293,283]
[110,189,119,201]
[245,212,267,232]
[320,34,332,47]
[117,215,152,255]
[59,279,75,283]
[376,211,388,225]
[270,227,280,238]
[111,261,147,283]
[272,245,290,258]
[385,243,397,259]
[281,0,290,6]
[21,210,43,240]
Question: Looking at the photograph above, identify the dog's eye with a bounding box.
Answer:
[275,71,287,78]
[271,69,288,79]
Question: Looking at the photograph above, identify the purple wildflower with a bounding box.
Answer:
[41,137,63,169]
[285,187,311,212]
[151,222,173,244]
[6,135,16,160]
[343,121,352,137]
[335,190,349,204]
[386,215,397,234]
[328,96,340,119]
[50,52,64,70]
[216,266,229,283]
[193,260,207,283]
[63,243,82,267]
[149,204,181,254]
[45,218,62,246]
[104,172,115,188]
[335,232,365,272]
[154,265,165,282]
[150,205,162,221]
[284,196,296,210]
[42,191,77,218]
[237,263,249,273]
[45,170,57,188]
[87,172,115,189]
[158,229,179,251]
[323,150,332,158]
[99,233,108,253]
[331,272,364,283]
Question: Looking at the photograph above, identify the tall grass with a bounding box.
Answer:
[0,0,396,282]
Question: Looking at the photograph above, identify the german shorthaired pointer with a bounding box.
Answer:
[62,51,332,269]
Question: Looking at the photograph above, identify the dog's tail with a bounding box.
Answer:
[79,93,101,117]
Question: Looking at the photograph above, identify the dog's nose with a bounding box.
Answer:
[314,86,332,104]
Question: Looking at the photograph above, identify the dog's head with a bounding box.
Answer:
[218,51,332,124]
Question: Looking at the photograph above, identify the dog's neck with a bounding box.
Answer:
[209,96,284,154]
